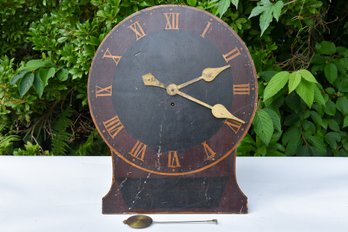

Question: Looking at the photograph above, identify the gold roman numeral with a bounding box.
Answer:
[103,48,122,66]
[223,47,241,63]
[168,151,181,168]
[233,83,250,95]
[224,119,243,133]
[200,21,212,38]
[103,116,124,139]
[96,85,112,97]
[128,21,146,40]
[202,141,216,161]
[164,13,180,30]
[129,140,147,162]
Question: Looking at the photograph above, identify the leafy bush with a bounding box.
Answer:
[0,0,347,156]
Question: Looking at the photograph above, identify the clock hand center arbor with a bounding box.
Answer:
[166,83,179,96]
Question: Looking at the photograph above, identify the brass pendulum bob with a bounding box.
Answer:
[123,215,218,229]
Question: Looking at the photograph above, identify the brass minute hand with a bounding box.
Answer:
[171,86,244,123]
[176,65,230,90]
[142,73,244,123]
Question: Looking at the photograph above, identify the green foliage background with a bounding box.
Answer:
[0,0,347,156]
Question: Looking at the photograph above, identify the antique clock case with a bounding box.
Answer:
[88,5,257,214]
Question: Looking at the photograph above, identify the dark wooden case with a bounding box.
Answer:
[103,150,247,214]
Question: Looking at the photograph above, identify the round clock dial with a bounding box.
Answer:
[88,5,257,176]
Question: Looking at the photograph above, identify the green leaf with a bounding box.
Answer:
[38,69,48,86]
[263,108,281,132]
[57,69,69,81]
[272,0,284,21]
[33,72,44,98]
[282,126,301,155]
[259,7,273,36]
[343,116,348,128]
[295,81,315,108]
[343,137,348,152]
[324,100,336,116]
[314,85,326,106]
[298,69,317,83]
[316,41,336,55]
[336,97,348,115]
[328,119,340,132]
[288,71,301,93]
[57,37,68,43]
[217,0,231,17]
[307,135,326,155]
[253,109,274,145]
[231,0,239,9]
[22,59,51,72]
[310,111,322,126]
[255,144,267,156]
[321,119,328,130]
[325,132,341,150]
[249,0,284,36]
[249,3,267,18]
[324,63,338,84]
[10,70,28,85]
[18,72,34,97]
[303,120,316,133]
[39,67,56,86]
[263,71,289,101]
[51,107,73,155]
[187,0,197,6]
[241,134,255,146]
[325,87,336,95]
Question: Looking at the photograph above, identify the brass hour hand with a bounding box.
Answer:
[177,65,230,90]
[142,73,166,89]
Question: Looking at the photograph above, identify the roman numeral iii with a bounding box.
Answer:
[233,83,250,95]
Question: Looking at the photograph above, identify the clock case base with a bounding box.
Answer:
[102,150,247,214]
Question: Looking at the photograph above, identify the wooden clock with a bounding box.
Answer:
[88,5,257,214]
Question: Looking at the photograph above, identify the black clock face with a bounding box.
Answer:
[88,5,257,175]
[113,31,232,152]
